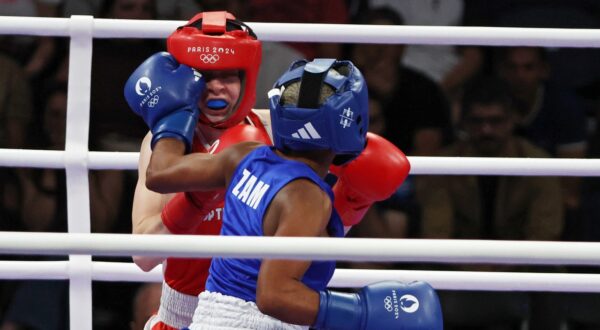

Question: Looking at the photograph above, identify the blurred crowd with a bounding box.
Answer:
[2,0,600,329]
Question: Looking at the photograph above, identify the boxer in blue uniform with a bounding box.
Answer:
[139,58,443,329]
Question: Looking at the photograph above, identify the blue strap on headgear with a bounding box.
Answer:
[268,58,369,165]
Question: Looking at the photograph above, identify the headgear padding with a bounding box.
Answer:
[269,58,369,165]
[167,11,261,128]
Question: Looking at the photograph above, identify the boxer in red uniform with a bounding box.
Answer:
[128,11,270,330]
[126,11,411,330]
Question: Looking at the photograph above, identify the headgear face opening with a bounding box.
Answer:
[167,11,262,128]
[269,58,369,165]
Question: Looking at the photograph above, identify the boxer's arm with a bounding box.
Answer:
[132,132,173,271]
[146,129,264,194]
[256,180,330,325]
[161,125,270,234]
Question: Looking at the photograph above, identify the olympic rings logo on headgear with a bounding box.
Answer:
[384,296,394,312]
[200,53,220,64]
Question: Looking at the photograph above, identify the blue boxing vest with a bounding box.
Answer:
[205,146,344,302]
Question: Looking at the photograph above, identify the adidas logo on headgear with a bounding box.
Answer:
[291,122,321,140]
[192,69,203,82]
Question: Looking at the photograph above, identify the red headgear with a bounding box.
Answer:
[167,11,262,128]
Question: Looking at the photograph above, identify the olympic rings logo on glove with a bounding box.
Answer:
[148,95,160,108]
[384,296,394,312]
[200,54,220,64]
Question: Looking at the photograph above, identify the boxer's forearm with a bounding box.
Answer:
[146,138,188,193]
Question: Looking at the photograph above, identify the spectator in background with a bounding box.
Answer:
[0,52,45,321]
[14,83,70,234]
[418,77,563,242]
[0,54,33,150]
[0,281,68,330]
[254,42,303,108]
[0,82,130,328]
[531,78,600,330]
[368,0,483,118]
[0,83,70,330]
[577,79,600,243]
[495,47,588,158]
[0,0,61,79]
[348,7,452,248]
[247,0,349,60]
[62,0,201,20]
[0,0,67,121]
[463,1,600,92]
[494,46,588,236]
[2,82,124,234]
[0,53,32,250]
[350,6,452,156]
[129,283,162,330]
[89,0,161,152]
[154,0,200,20]
[416,77,564,329]
[200,0,303,109]
[343,92,418,271]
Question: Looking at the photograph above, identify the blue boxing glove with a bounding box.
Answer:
[124,52,205,152]
[314,281,443,330]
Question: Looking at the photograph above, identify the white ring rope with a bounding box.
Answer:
[1,150,600,175]
[1,261,600,293]
[0,149,139,170]
[4,16,600,47]
[0,261,161,282]
[407,156,600,176]
[1,232,600,266]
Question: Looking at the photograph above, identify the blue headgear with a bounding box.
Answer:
[268,58,369,165]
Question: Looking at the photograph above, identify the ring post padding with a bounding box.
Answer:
[66,15,94,330]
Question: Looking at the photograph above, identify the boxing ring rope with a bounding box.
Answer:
[1,16,600,329]
[3,149,600,175]
[5,232,600,265]
[5,16,600,47]
[0,149,138,169]
[2,260,600,293]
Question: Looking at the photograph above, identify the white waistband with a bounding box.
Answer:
[189,291,307,330]
[157,280,198,329]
